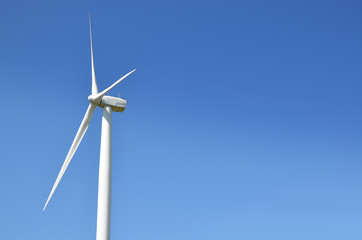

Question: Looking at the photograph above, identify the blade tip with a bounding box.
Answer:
[43,196,51,211]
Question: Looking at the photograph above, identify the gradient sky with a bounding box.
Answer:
[0,0,361,239]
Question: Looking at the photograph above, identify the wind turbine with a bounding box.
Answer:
[43,15,135,240]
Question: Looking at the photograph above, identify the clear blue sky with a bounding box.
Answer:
[0,0,361,239]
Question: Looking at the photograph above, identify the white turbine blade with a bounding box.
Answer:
[43,103,96,211]
[95,69,136,100]
[89,14,98,94]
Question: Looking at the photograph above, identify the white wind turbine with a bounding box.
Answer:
[43,16,135,240]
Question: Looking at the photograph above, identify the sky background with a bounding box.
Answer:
[0,0,361,239]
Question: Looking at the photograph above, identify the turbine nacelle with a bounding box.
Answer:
[88,94,127,112]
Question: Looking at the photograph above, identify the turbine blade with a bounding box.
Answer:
[96,69,136,100]
[43,103,96,211]
[89,14,98,94]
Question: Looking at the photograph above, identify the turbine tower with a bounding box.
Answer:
[43,15,135,240]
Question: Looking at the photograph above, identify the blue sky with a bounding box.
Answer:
[0,0,361,239]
